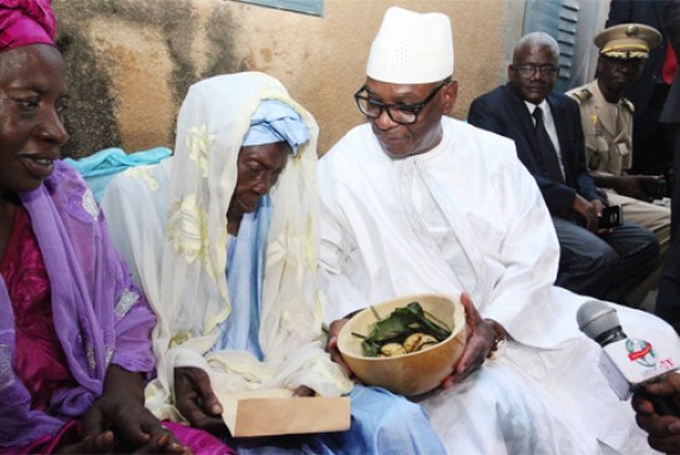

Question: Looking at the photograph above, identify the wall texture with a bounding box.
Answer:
[52,0,517,158]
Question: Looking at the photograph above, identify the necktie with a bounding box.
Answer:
[532,107,564,183]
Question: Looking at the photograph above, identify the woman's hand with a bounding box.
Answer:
[441,292,501,389]
[292,385,315,397]
[325,318,354,377]
[76,365,190,454]
[174,367,227,436]
[55,430,115,454]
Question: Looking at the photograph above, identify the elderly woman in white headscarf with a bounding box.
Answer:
[102,71,444,454]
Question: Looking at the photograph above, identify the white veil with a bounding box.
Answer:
[102,72,351,420]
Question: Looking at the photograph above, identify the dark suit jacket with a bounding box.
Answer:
[662,0,680,123]
[606,0,669,117]
[467,83,601,220]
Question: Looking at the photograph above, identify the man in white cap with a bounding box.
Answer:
[567,23,670,304]
[318,6,680,454]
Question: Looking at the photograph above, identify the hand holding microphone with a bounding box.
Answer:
[576,300,680,416]
[632,373,680,453]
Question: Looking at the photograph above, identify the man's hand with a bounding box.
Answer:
[572,195,600,232]
[632,373,680,453]
[592,198,620,235]
[636,175,667,201]
[572,196,619,235]
[78,365,190,454]
[592,173,665,201]
[615,175,650,201]
[441,292,499,389]
[174,367,227,436]
[325,318,353,377]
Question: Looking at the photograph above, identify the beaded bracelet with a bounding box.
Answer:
[484,319,507,359]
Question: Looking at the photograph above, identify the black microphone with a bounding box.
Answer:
[577,300,680,416]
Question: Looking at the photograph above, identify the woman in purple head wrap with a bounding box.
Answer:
[0,1,234,453]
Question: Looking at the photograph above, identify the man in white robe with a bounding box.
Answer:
[317,7,680,454]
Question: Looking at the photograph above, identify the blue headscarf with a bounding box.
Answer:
[242,100,309,155]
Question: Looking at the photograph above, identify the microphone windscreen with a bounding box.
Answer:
[577,300,621,341]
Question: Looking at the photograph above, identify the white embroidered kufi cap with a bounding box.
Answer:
[366,7,454,84]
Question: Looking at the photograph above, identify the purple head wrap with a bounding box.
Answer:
[0,0,56,53]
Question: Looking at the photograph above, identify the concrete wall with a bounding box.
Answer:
[52,0,521,158]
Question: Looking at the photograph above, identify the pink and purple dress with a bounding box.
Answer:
[0,161,234,454]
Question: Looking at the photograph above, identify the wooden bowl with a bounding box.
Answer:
[337,293,467,396]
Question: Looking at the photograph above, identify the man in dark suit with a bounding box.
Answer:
[634,5,680,445]
[468,31,660,305]
[656,0,680,334]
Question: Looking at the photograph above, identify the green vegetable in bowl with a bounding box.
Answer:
[353,301,453,357]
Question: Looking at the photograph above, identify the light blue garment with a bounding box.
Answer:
[211,196,271,360]
[211,100,309,360]
[242,100,309,155]
[211,202,445,454]
[211,100,308,356]
[64,147,171,203]
[233,384,447,455]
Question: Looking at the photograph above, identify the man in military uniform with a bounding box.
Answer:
[568,23,671,303]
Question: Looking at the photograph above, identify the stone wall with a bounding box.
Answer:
[52,0,520,158]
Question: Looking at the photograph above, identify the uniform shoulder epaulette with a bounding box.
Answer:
[570,88,593,103]
[621,98,635,113]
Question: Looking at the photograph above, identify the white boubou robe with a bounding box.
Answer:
[317,117,677,455]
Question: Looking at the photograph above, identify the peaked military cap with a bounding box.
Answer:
[594,23,662,59]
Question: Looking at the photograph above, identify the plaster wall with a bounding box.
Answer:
[52,0,517,158]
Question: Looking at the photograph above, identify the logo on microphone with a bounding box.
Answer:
[626,338,656,367]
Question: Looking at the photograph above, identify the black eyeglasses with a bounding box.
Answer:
[354,81,448,125]
[513,64,560,77]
